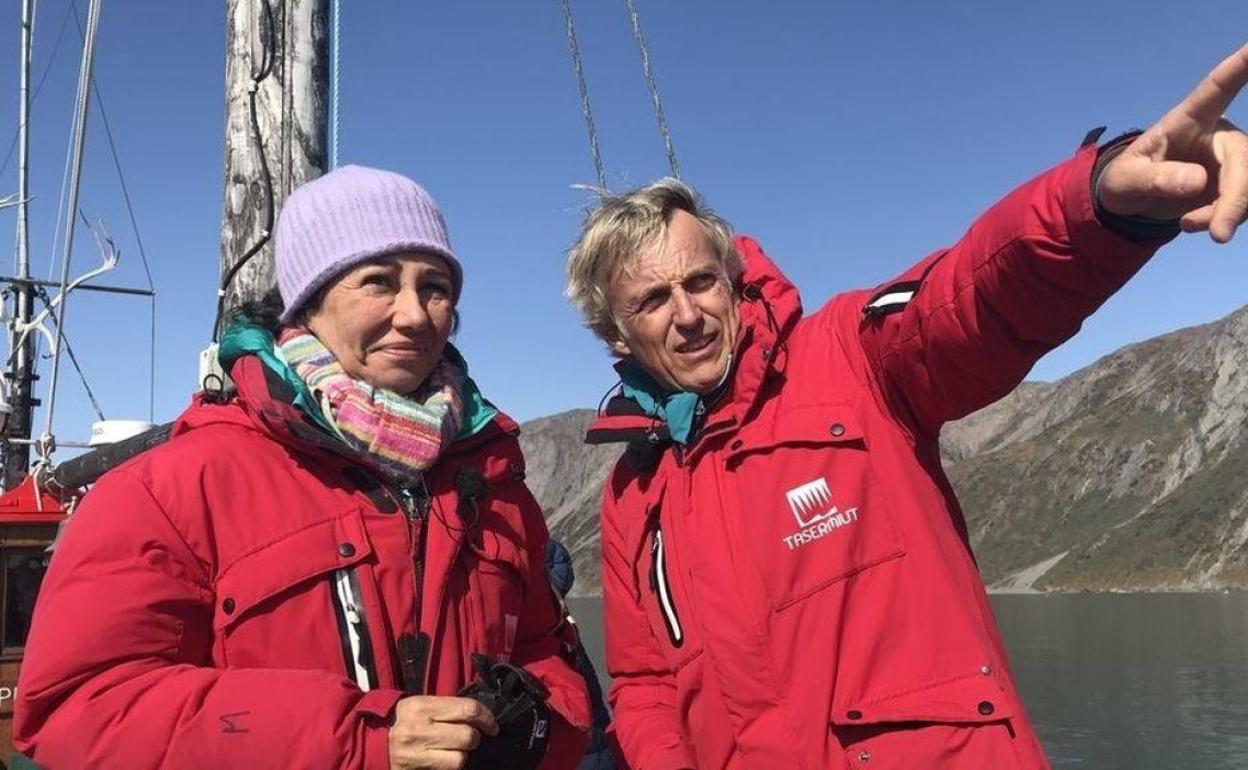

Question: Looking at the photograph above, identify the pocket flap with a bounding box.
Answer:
[728,403,864,460]
[214,508,373,631]
[832,670,1013,726]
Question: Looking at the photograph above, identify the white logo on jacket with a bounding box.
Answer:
[782,478,859,550]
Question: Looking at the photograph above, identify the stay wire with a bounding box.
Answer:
[34,286,104,422]
[0,0,74,182]
[559,0,607,189]
[212,0,277,343]
[622,0,680,179]
[70,0,157,421]
[42,0,102,451]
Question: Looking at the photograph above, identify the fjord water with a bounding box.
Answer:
[567,593,1248,769]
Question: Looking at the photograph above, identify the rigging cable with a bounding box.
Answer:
[69,0,157,421]
[211,0,277,342]
[41,0,103,459]
[558,0,607,189]
[330,0,341,169]
[34,287,104,422]
[0,0,74,181]
[622,0,680,179]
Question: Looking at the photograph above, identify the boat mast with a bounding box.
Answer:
[4,0,38,490]
[219,0,328,322]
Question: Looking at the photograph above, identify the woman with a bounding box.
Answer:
[14,166,590,769]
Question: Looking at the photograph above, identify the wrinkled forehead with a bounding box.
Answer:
[610,213,723,288]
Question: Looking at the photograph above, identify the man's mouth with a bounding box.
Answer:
[676,335,716,355]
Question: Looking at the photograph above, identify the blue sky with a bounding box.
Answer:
[0,1,1245,455]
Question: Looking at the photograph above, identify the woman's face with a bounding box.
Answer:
[305,252,456,393]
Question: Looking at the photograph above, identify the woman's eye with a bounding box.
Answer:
[360,274,393,290]
[420,283,452,299]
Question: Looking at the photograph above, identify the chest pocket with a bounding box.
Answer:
[633,516,703,671]
[726,403,905,610]
[214,507,376,671]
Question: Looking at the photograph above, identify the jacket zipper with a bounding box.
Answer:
[649,529,684,648]
[393,477,433,695]
[331,567,377,690]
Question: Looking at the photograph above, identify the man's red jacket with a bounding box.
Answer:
[14,352,590,768]
[588,144,1165,770]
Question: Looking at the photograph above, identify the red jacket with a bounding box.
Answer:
[589,145,1164,770]
[15,351,590,768]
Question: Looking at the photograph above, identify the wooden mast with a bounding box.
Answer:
[220,0,328,316]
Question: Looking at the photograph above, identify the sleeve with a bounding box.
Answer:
[841,141,1172,436]
[600,484,695,770]
[13,469,399,770]
[506,479,592,770]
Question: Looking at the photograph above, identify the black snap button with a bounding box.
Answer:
[830,422,846,437]
[977,700,995,716]
[845,709,862,720]
[222,598,235,614]
[730,439,744,450]
[761,348,772,361]
[338,542,356,558]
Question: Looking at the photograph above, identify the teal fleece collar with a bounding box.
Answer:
[615,360,702,445]
[218,321,496,441]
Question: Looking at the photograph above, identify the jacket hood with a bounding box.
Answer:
[586,235,803,451]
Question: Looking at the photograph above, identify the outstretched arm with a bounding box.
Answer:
[845,42,1248,435]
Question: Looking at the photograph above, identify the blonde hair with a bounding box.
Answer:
[565,178,741,345]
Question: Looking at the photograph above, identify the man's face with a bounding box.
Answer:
[607,210,740,393]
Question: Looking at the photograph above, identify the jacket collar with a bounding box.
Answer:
[585,235,803,458]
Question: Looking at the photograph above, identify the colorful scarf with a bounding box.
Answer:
[278,327,465,483]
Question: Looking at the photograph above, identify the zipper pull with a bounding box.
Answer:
[398,484,431,521]
[344,603,361,625]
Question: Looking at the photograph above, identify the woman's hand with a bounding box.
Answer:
[388,695,499,770]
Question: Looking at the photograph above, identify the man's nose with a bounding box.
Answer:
[670,288,701,328]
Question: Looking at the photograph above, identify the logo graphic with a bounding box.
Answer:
[782,478,859,550]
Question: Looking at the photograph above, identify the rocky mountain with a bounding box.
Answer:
[522,307,1248,595]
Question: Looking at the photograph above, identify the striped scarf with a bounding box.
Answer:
[278,327,465,483]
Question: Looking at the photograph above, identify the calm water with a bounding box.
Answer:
[567,593,1248,769]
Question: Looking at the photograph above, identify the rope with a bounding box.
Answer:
[622,0,680,179]
[559,0,606,189]
[331,0,341,169]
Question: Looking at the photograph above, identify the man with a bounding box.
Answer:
[563,44,1248,770]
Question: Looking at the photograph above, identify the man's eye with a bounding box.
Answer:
[639,292,667,312]
[360,274,392,288]
[687,273,718,292]
[421,283,452,299]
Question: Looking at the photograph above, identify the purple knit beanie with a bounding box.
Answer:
[275,165,461,323]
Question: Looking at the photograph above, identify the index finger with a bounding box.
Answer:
[429,697,499,735]
[1177,41,1248,123]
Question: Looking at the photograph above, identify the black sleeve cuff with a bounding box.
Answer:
[1089,129,1182,244]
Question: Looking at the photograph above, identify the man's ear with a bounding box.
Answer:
[609,335,632,357]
